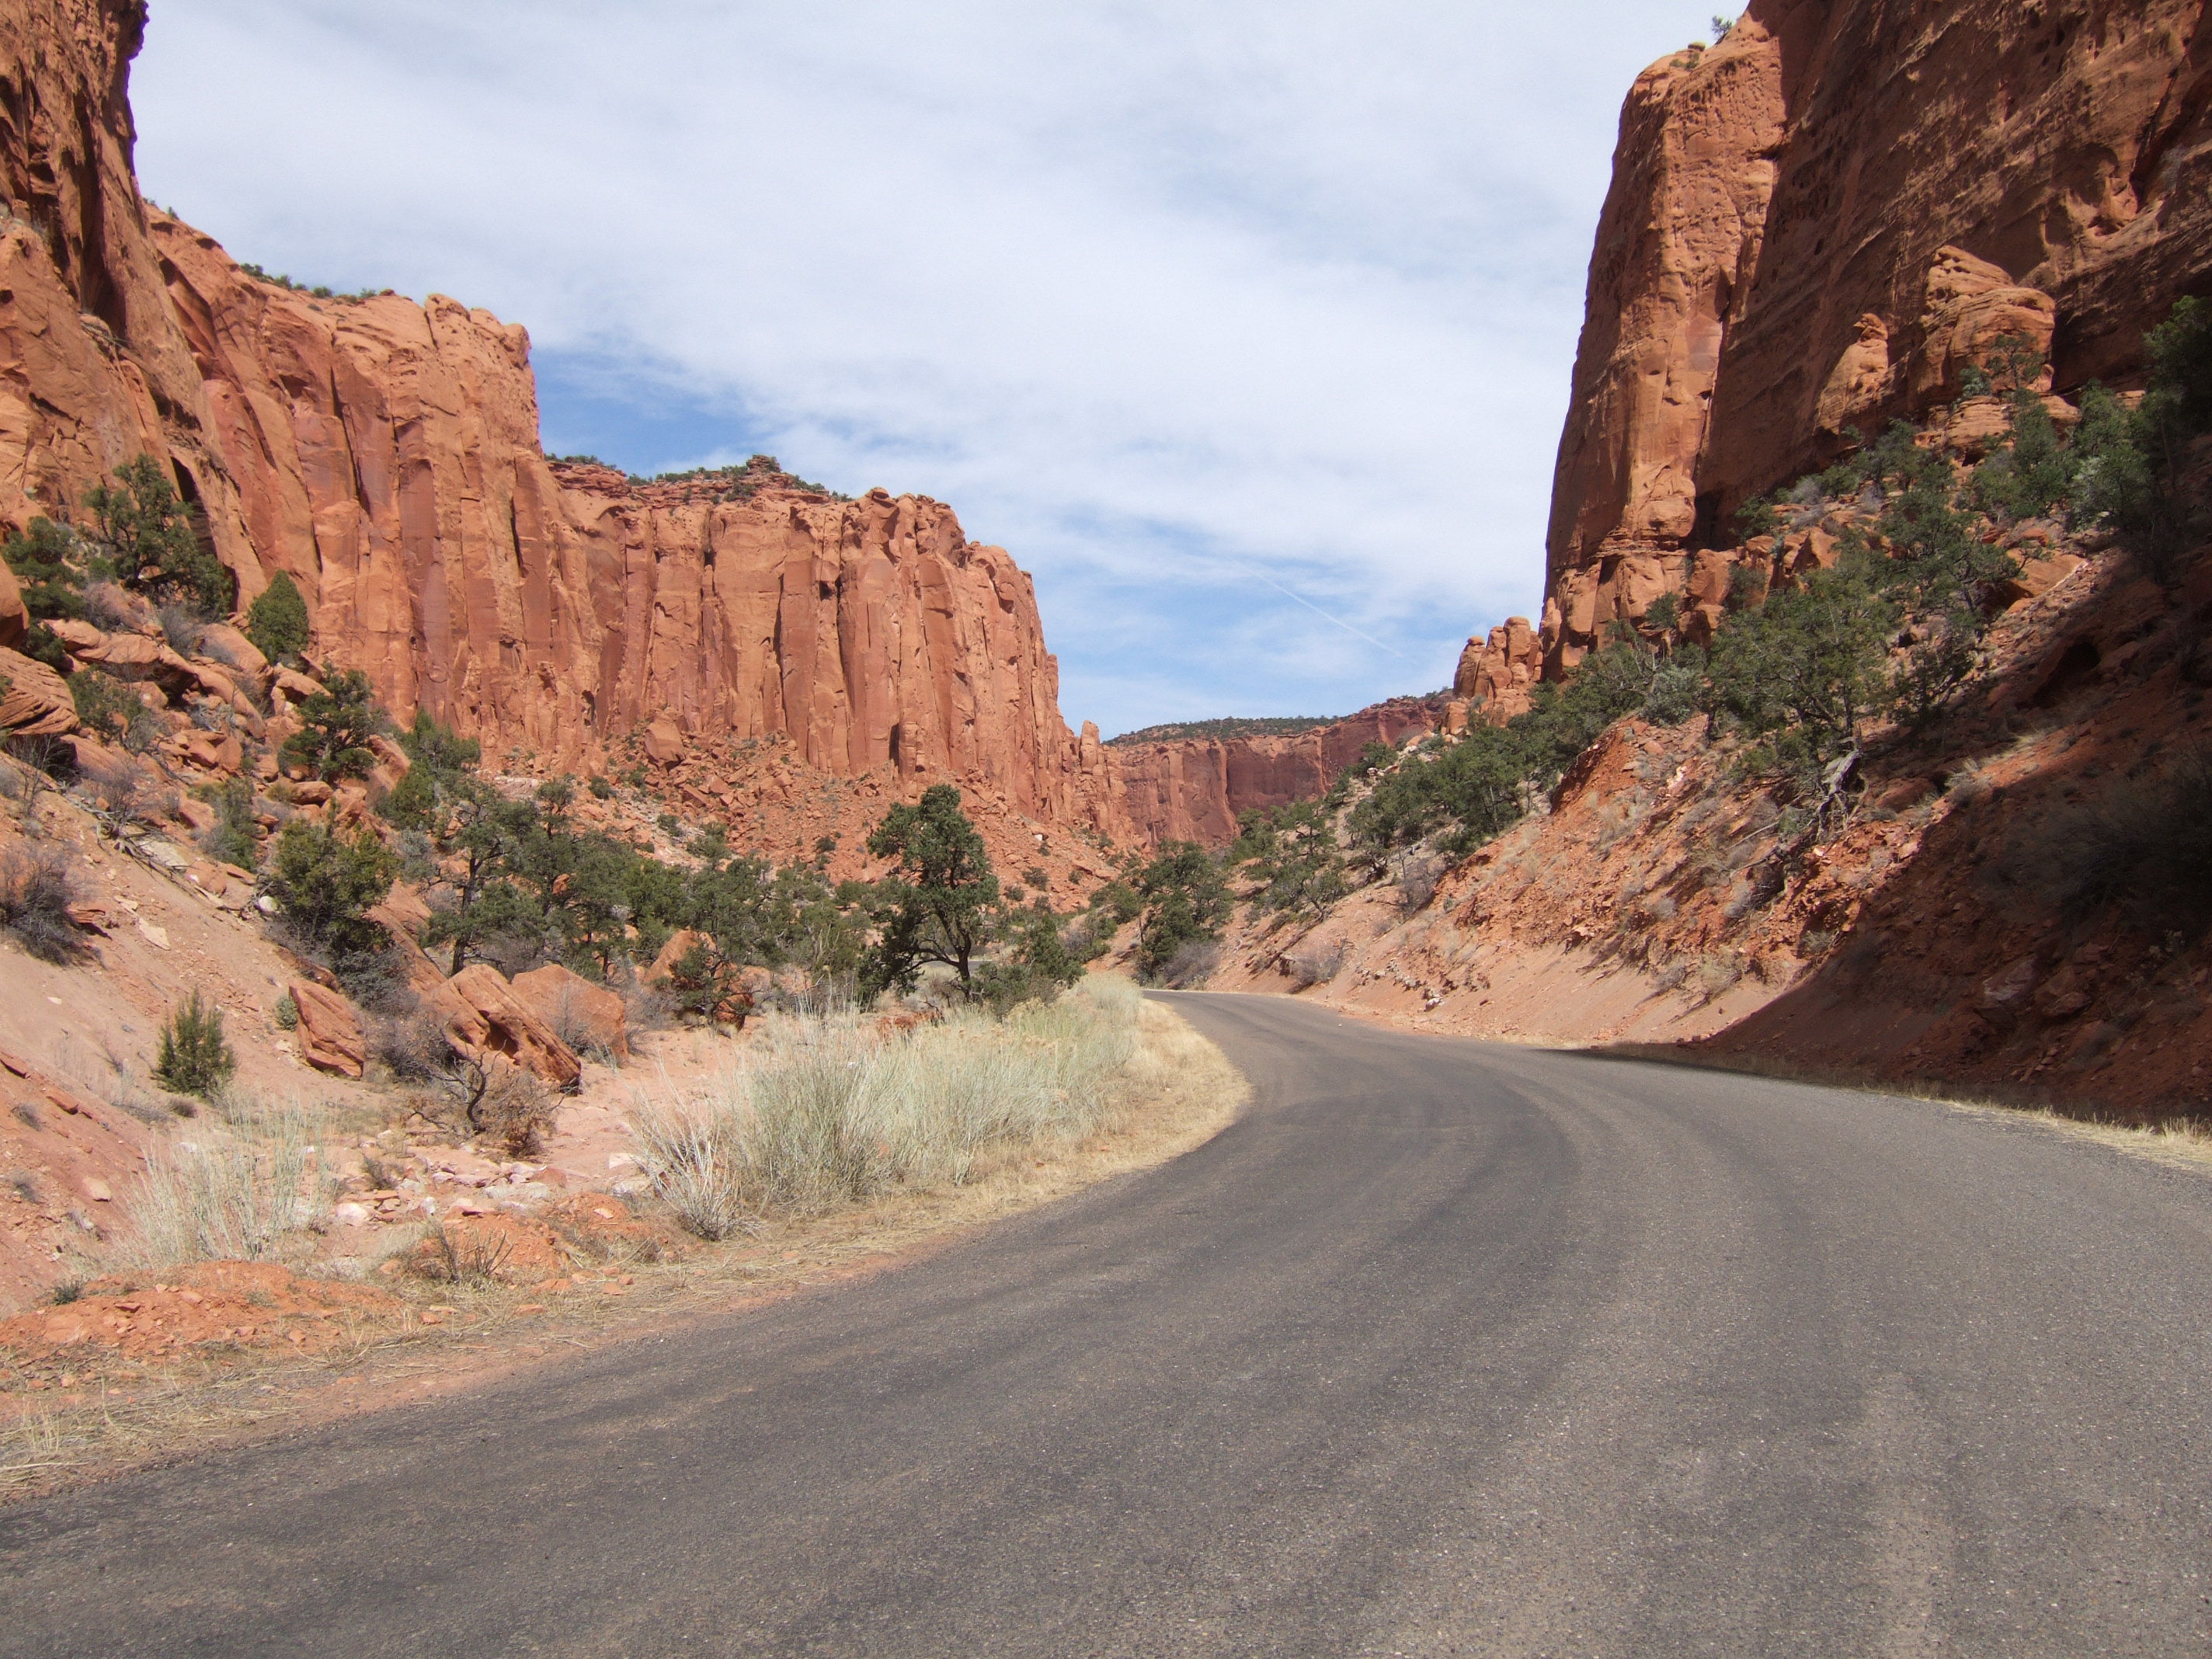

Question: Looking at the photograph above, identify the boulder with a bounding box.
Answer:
[511,963,630,1059]
[0,558,22,650]
[444,964,582,1089]
[289,981,366,1080]
[197,622,270,683]
[272,666,326,704]
[0,645,78,736]
[1998,553,2087,608]
[44,617,106,655]
[642,712,686,765]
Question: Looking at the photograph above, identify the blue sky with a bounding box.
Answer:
[130,2,1728,739]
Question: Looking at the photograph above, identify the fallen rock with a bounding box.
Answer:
[0,645,78,736]
[445,964,582,1088]
[0,558,22,650]
[511,962,630,1059]
[642,712,686,765]
[290,980,367,1079]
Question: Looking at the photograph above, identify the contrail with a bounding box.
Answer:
[1252,571,1408,659]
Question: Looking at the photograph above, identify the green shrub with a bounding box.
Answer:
[84,454,229,615]
[264,819,398,958]
[68,668,155,749]
[2,517,87,672]
[864,784,1000,993]
[197,777,259,871]
[245,571,311,664]
[155,990,236,1098]
[1130,841,1229,983]
[279,667,384,781]
[1229,799,1348,919]
[1702,564,1897,791]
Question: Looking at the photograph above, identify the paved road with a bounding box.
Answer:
[5,993,2212,1657]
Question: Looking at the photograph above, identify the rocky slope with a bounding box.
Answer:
[1219,514,2212,1122]
[1527,0,2212,678]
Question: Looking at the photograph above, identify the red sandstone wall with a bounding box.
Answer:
[1529,0,2212,671]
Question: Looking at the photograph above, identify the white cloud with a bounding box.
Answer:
[130,0,1723,736]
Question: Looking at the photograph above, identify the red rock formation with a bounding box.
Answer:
[1103,697,1447,845]
[1453,617,1542,722]
[0,0,1219,856]
[288,979,364,1080]
[0,0,1445,856]
[510,962,628,1060]
[1536,0,2212,670]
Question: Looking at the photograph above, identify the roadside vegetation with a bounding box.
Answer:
[1340,301,2212,880]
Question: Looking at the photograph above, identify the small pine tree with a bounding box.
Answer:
[83,454,230,616]
[245,571,311,664]
[2,517,87,672]
[155,989,236,1098]
[280,668,385,781]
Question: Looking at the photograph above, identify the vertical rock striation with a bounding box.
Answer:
[1515,0,2212,676]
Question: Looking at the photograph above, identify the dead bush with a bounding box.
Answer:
[415,1053,556,1156]
[2006,743,2212,937]
[371,1010,452,1083]
[1396,853,1445,913]
[1695,954,1744,1001]
[408,1219,513,1287]
[620,972,680,1034]
[0,844,85,964]
[82,756,164,837]
[1282,937,1345,989]
[1158,939,1222,989]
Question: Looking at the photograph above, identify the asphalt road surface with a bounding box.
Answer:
[5,992,2212,1657]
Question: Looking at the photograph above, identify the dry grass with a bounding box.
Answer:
[632,978,1147,1229]
[109,1097,333,1272]
[1939,1101,2212,1175]
[1595,1042,2212,1177]
[0,989,1243,1503]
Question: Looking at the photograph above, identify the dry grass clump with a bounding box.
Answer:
[0,843,85,964]
[633,977,1146,1237]
[110,1098,332,1271]
[1282,937,1346,989]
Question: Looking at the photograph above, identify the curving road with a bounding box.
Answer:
[5,992,2212,1656]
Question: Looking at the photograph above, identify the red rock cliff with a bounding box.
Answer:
[0,0,1298,857]
[1101,697,1449,846]
[1534,0,2212,670]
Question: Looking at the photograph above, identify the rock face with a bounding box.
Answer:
[1102,698,1449,846]
[1536,0,2212,670]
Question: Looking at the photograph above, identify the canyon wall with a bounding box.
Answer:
[0,0,1349,857]
[1101,697,1450,847]
[1529,0,2212,673]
